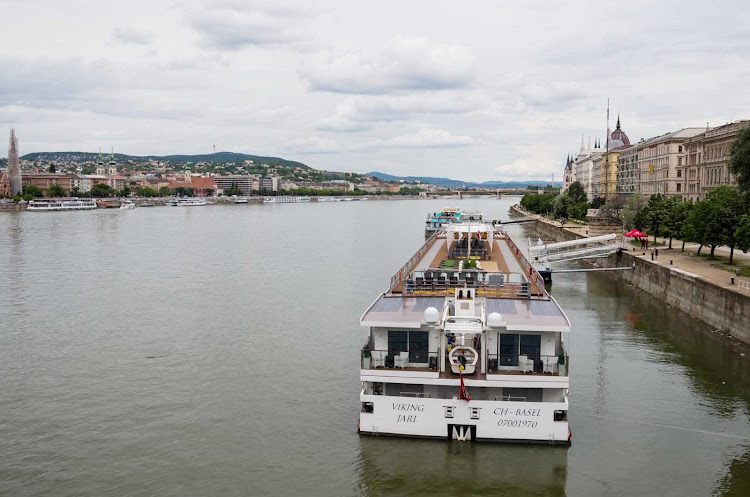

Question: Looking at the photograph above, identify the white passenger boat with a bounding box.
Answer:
[119,200,136,209]
[425,208,483,237]
[27,198,97,211]
[263,196,311,204]
[359,222,571,444]
[165,197,208,206]
[233,197,249,204]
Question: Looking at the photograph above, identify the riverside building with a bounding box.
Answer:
[636,128,705,197]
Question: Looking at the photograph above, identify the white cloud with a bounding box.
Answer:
[299,36,474,94]
[384,128,476,148]
[285,136,340,154]
[317,92,487,132]
[188,1,312,50]
[112,27,153,45]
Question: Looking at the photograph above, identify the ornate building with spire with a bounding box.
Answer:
[7,128,22,196]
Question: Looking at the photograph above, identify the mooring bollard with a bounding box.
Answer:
[731,277,735,284]
[670,260,673,265]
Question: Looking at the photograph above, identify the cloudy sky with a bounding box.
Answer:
[1,0,748,181]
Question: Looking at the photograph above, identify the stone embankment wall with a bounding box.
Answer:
[510,205,750,345]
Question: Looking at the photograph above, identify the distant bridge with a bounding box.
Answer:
[428,189,558,199]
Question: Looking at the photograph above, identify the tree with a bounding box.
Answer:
[736,215,750,253]
[47,184,67,197]
[623,192,648,231]
[23,185,44,198]
[69,186,86,198]
[22,194,35,202]
[567,202,589,220]
[136,187,158,197]
[551,193,572,219]
[120,186,131,197]
[640,194,669,243]
[224,181,243,196]
[48,164,56,173]
[205,188,215,197]
[686,186,744,260]
[567,181,587,204]
[661,200,693,251]
[90,183,116,198]
[174,186,194,197]
[158,186,172,196]
[729,125,750,203]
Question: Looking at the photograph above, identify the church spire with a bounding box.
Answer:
[616,114,621,130]
[580,133,584,152]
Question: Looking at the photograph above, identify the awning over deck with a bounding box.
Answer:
[361,296,445,328]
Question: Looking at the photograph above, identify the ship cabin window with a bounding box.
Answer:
[554,410,567,422]
[470,407,480,419]
[388,330,429,364]
[361,402,374,413]
[444,406,455,418]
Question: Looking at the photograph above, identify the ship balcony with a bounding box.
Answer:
[361,349,440,371]
[486,354,569,377]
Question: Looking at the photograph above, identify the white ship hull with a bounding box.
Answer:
[28,200,97,211]
[359,394,569,443]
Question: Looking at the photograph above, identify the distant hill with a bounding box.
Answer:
[21,151,310,169]
[367,171,561,189]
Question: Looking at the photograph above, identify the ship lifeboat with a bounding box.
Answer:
[449,346,478,374]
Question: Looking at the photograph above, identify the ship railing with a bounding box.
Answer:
[486,354,568,376]
[389,232,439,291]
[504,236,547,297]
[361,349,440,371]
[402,271,528,298]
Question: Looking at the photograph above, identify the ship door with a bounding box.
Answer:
[448,424,476,441]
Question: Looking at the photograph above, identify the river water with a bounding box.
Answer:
[0,197,748,496]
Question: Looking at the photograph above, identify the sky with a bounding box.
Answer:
[1,0,749,182]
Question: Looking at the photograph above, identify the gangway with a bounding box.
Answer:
[528,234,620,282]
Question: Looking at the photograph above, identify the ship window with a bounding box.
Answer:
[361,402,374,413]
[444,406,454,418]
[470,407,480,419]
[554,410,567,422]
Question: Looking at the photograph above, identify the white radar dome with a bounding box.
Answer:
[488,312,503,327]
[424,307,440,324]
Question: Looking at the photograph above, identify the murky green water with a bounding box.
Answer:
[0,197,747,496]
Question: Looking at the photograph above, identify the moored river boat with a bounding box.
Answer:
[359,220,571,444]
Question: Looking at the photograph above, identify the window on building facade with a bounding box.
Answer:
[677,184,681,192]
[678,146,682,153]
[677,170,681,177]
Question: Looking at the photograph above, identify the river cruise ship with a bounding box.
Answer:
[263,196,311,203]
[359,221,571,444]
[165,197,208,206]
[27,198,97,211]
[425,208,483,237]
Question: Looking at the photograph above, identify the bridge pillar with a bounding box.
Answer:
[496,190,501,199]
[458,191,462,200]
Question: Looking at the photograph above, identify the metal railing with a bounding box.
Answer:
[486,354,568,376]
[403,270,527,298]
[504,236,546,296]
[361,349,439,370]
[739,279,750,294]
[390,232,438,291]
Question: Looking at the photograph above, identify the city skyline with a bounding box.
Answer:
[1,0,749,182]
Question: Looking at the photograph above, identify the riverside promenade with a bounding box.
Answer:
[511,205,750,344]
